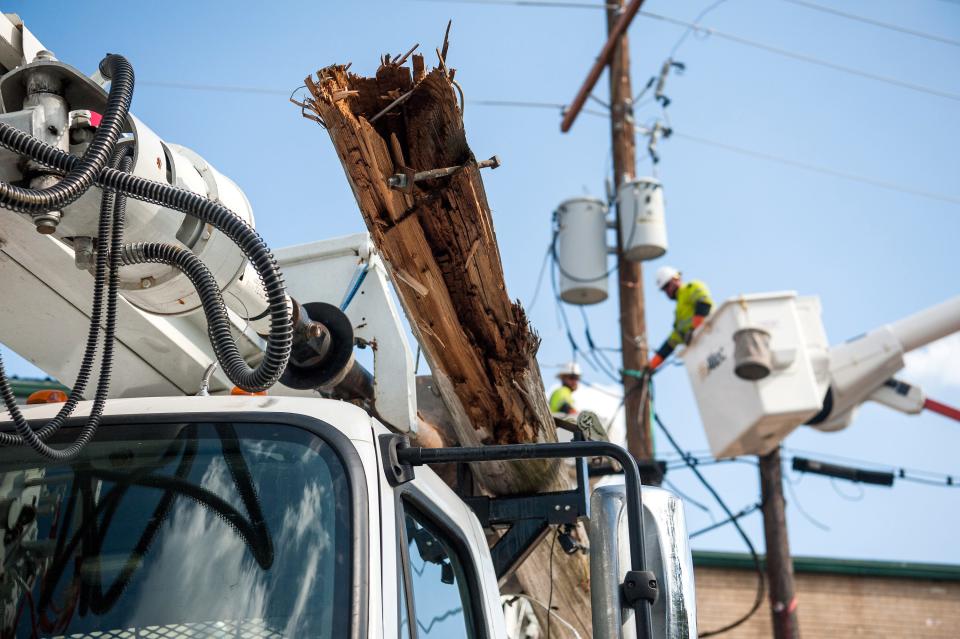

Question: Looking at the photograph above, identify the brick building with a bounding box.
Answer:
[694,551,960,638]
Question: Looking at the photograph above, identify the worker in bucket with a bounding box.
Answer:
[549,362,581,416]
[648,266,713,372]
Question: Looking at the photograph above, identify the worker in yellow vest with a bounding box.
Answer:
[549,362,581,416]
[649,266,713,372]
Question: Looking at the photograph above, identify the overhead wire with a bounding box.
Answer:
[784,446,958,487]
[671,131,960,206]
[409,0,960,102]
[139,81,288,96]
[649,381,765,637]
[525,245,551,313]
[664,447,959,488]
[470,99,609,118]
[783,470,832,532]
[669,0,729,57]
[578,306,622,380]
[410,0,615,9]
[663,477,715,518]
[779,0,960,48]
[830,476,865,502]
[637,9,960,103]
[689,502,761,539]
[546,529,559,639]
[548,236,620,383]
[463,97,960,206]
[502,593,584,639]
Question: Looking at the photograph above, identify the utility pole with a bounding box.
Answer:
[759,447,800,639]
[565,3,798,634]
[606,0,654,470]
[561,0,654,473]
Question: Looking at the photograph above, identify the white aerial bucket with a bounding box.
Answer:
[617,177,667,262]
[684,292,830,458]
[555,197,609,305]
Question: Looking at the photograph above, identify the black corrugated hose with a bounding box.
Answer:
[0,55,132,213]
[0,151,129,459]
[0,53,293,459]
[117,242,270,391]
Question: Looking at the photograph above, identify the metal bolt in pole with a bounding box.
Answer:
[388,155,501,191]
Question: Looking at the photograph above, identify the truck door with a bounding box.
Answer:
[376,434,507,639]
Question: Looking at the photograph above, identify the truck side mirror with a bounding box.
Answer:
[589,485,698,639]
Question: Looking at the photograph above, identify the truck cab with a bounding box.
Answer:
[0,396,508,638]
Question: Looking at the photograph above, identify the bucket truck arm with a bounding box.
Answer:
[807,296,960,431]
[0,22,417,438]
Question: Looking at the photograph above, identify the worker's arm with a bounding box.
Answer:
[688,280,713,332]
[649,337,679,371]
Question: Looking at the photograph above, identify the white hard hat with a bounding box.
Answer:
[557,361,582,378]
[655,265,680,290]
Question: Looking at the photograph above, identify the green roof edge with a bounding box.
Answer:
[693,550,960,581]
[8,378,69,396]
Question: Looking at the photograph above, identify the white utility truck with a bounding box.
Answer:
[0,15,697,639]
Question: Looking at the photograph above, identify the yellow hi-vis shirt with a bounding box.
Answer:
[666,280,713,349]
[549,385,576,414]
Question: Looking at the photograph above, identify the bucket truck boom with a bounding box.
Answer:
[808,296,960,432]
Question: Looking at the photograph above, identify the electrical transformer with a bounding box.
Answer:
[555,197,609,305]
[617,177,668,262]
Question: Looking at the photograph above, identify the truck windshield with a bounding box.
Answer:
[0,420,352,638]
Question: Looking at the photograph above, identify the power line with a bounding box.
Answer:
[433,96,960,206]
[548,239,621,384]
[138,82,620,121]
[665,448,959,489]
[637,9,960,103]
[139,81,289,96]
[411,0,614,9]
[410,0,960,102]
[670,0,729,57]
[784,446,958,486]
[780,0,960,48]
[470,99,608,118]
[650,391,765,637]
[472,99,567,109]
[671,131,960,206]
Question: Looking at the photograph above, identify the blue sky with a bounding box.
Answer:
[2,0,959,566]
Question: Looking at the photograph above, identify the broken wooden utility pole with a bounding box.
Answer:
[298,34,592,637]
[760,447,801,639]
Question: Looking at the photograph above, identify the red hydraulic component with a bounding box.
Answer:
[924,398,960,422]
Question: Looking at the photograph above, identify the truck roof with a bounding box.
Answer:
[4,395,378,443]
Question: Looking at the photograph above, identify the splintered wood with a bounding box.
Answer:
[300,36,594,639]
[301,49,562,495]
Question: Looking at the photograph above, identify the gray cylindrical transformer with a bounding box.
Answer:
[555,197,609,305]
[617,177,668,262]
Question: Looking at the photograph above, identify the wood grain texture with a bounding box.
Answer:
[303,61,563,494]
